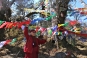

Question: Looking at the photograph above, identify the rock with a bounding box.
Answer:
[49,48,57,56]
[55,52,66,58]
[0,50,7,56]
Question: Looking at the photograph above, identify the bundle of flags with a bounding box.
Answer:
[68,8,87,17]
[0,15,56,29]
[0,38,17,49]
[0,20,31,29]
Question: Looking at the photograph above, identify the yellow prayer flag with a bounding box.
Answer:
[58,24,64,27]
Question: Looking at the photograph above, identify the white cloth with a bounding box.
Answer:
[0,41,6,48]
[21,25,25,30]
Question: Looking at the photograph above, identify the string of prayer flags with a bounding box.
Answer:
[75,8,87,12]
[24,8,46,13]
[80,11,87,15]
[0,20,31,29]
[70,11,79,16]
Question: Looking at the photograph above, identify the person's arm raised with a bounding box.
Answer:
[24,25,29,39]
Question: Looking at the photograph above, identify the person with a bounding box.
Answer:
[23,25,47,58]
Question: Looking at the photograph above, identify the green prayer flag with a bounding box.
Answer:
[64,22,69,26]
[0,21,4,25]
[10,38,17,44]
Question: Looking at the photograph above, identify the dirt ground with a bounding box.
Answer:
[0,39,87,58]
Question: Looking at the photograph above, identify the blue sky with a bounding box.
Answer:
[74,0,87,8]
[69,0,87,8]
[34,0,39,4]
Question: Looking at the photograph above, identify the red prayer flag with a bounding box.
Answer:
[24,20,31,25]
[0,22,7,28]
[13,22,18,27]
[5,22,11,28]
[4,39,12,45]
[17,22,25,29]
[36,26,40,32]
[69,20,77,26]
[8,22,14,28]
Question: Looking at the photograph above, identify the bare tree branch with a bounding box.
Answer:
[9,0,16,7]
[80,0,87,5]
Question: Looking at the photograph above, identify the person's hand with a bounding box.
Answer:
[43,35,47,40]
[24,24,29,27]
[38,35,43,38]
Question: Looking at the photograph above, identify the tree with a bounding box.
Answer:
[49,0,76,24]
[0,0,34,41]
[15,0,34,16]
[0,0,35,21]
[0,0,16,21]
[55,0,68,24]
[49,0,76,49]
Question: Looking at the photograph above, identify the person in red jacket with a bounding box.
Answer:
[24,26,46,58]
